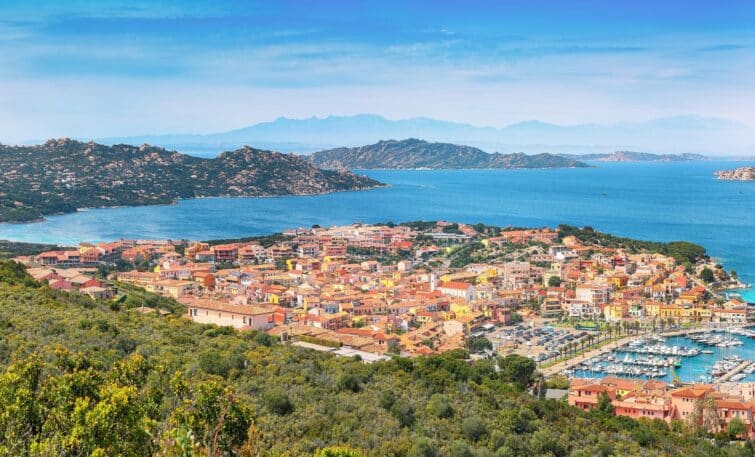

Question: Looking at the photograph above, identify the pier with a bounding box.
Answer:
[717,361,753,383]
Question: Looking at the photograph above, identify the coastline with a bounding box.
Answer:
[0,182,389,226]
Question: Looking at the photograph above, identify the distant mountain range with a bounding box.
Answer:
[309,139,589,170]
[0,139,381,223]
[94,114,755,157]
[559,151,707,162]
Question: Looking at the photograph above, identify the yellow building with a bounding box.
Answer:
[644,302,661,317]
[610,275,629,290]
[450,302,472,317]
[659,305,684,321]
[603,303,627,322]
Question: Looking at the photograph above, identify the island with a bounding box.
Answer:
[560,151,707,162]
[309,138,589,169]
[0,138,384,223]
[1,221,753,454]
[715,166,755,181]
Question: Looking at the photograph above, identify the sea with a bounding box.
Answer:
[1,159,753,380]
[1,160,752,295]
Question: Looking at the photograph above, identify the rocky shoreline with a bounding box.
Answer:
[715,166,755,181]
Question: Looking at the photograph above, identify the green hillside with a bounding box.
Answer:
[0,261,749,456]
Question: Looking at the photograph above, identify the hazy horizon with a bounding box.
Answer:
[0,113,750,158]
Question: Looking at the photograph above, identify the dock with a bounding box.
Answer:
[717,360,753,382]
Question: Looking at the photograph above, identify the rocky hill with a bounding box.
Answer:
[309,138,589,169]
[561,151,706,162]
[715,166,755,181]
[0,139,382,223]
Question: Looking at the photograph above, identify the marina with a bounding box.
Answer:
[567,328,755,383]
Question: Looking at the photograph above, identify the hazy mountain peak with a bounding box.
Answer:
[94,113,755,157]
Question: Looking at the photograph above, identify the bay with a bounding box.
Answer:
[1,160,753,298]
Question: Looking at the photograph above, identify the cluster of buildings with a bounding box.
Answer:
[24,266,113,300]
[17,222,753,358]
[568,377,755,438]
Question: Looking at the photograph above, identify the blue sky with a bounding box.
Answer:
[1,0,755,142]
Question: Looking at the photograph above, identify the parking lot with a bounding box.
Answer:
[485,322,592,363]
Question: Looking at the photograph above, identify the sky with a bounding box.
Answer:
[1,0,755,142]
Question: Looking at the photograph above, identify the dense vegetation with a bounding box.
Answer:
[309,139,589,170]
[0,240,59,258]
[0,139,382,222]
[0,261,750,456]
[205,233,293,248]
[557,225,707,268]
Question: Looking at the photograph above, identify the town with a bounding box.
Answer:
[12,221,755,438]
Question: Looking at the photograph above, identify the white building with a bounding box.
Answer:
[575,284,610,306]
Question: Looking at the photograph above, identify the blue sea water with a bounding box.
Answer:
[0,160,753,298]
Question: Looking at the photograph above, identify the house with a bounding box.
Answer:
[211,244,239,263]
[80,286,114,300]
[540,297,563,318]
[568,382,616,410]
[603,303,628,322]
[568,300,598,319]
[436,282,476,301]
[186,299,275,330]
[612,391,671,420]
[669,386,715,421]
[712,308,749,324]
[145,280,197,299]
[575,284,610,306]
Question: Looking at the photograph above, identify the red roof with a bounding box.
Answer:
[439,281,473,291]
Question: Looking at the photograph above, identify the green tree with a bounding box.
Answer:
[264,388,294,416]
[407,438,439,457]
[727,416,746,440]
[427,394,454,419]
[547,276,562,287]
[462,416,488,442]
[337,372,361,393]
[315,447,363,457]
[390,398,415,427]
[465,336,493,353]
[700,267,715,283]
[596,391,615,415]
[499,354,536,389]
[68,383,155,456]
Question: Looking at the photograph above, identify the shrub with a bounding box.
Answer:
[427,394,454,418]
[390,398,415,427]
[462,415,488,441]
[265,389,294,415]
